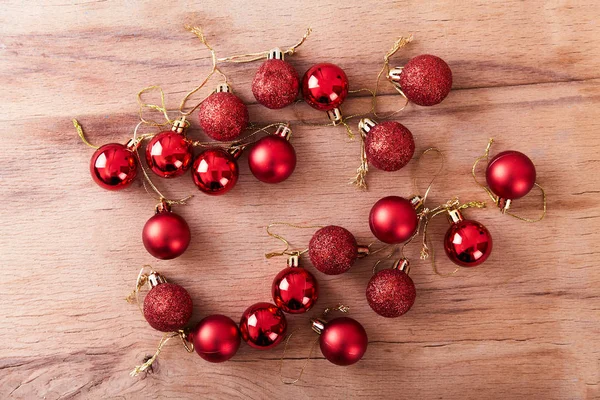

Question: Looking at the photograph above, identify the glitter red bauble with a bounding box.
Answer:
[365,121,415,171]
[142,210,191,260]
[369,196,419,244]
[90,143,137,190]
[366,269,416,318]
[189,315,241,363]
[191,148,239,195]
[319,317,368,366]
[444,219,492,267]
[486,150,536,201]
[272,267,318,314]
[143,282,193,332]
[308,226,359,275]
[302,63,349,111]
[248,135,296,183]
[198,92,249,141]
[252,59,299,109]
[145,130,192,178]
[399,54,452,106]
[239,302,287,350]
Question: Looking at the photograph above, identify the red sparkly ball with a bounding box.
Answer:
[366,269,416,318]
[145,130,192,178]
[198,92,249,141]
[272,266,318,314]
[486,150,536,201]
[308,226,359,275]
[239,302,287,350]
[143,282,193,332]
[444,219,492,267]
[248,135,296,183]
[302,63,349,111]
[142,210,191,260]
[369,196,419,244]
[399,54,452,106]
[252,59,299,109]
[90,143,137,190]
[191,148,239,195]
[365,121,415,171]
[189,315,241,363]
[319,317,368,366]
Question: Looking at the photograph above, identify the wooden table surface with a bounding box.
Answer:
[2,1,600,399]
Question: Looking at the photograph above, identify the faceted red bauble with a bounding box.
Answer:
[145,131,192,178]
[189,315,241,363]
[444,219,492,267]
[198,92,249,141]
[252,59,299,109]
[486,150,536,200]
[399,54,452,106]
[369,196,419,244]
[248,135,296,183]
[302,63,349,111]
[142,210,191,260]
[319,317,368,366]
[365,121,415,171]
[90,143,137,190]
[191,148,239,195]
[143,282,193,332]
[366,269,416,318]
[239,302,287,350]
[308,226,358,275]
[272,267,318,314]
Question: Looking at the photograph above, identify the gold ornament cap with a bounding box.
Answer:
[268,47,284,60]
[216,83,232,93]
[326,107,343,126]
[388,66,403,83]
[147,271,167,288]
[311,318,326,335]
[358,118,377,135]
[275,124,292,140]
[392,258,410,275]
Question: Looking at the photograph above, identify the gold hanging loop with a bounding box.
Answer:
[264,222,323,259]
[130,330,192,377]
[278,328,319,385]
[73,119,100,149]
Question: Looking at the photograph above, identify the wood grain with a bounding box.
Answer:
[1,0,599,399]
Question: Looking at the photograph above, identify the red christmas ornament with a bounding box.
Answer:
[143,272,193,332]
[142,205,191,260]
[248,125,296,184]
[239,302,287,350]
[444,208,492,267]
[90,143,138,190]
[145,130,192,178]
[312,316,368,366]
[308,225,366,275]
[366,259,416,318]
[191,147,240,195]
[252,49,300,109]
[389,54,452,106]
[198,84,249,141]
[486,150,536,202]
[302,63,349,111]
[359,119,415,171]
[369,196,419,244]
[189,314,241,363]
[272,256,319,314]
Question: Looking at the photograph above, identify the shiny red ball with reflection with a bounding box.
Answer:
[486,150,536,200]
[369,196,418,244]
[444,219,492,267]
[272,267,318,314]
[90,143,137,190]
[239,302,287,350]
[248,135,296,183]
[191,148,239,195]
[143,282,193,332]
[189,315,241,363]
[198,92,249,141]
[302,63,349,111]
[145,131,192,178]
[399,54,452,106]
[319,317,368,366]
[252,59,299,109]
[308,226,359,275]
[142,210,191,260]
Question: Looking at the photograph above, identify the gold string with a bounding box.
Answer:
[265,222,324,259]
[130,330,193,377]
[505,183,547,222]
[73,119,99,149]
[278,328,319,385]
[190,122,289,149]
[322,304,350,317]
[413,147,445,203]
[125,265,155,315]
[137,86,175,127]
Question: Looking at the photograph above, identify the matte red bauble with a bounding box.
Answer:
[239,302,287,350]
[90,143,137,190]
[272,262,318,314]
[308,226,360,275]
[198,88,249,141]
[396,54,452,106]
[444,209,492,267]
[315,317,368,366]
[142,209,191,260]
[486,150,536,201]
[191,148,240,195]
[189,315,241,363]
[252,55,299,109]
[369,196,419,244]
[302,63,349,111]
[361,119,415,171]
[143,281,193,332]
[248,130,296,184]
[145,130,192,178]
[366,260,416,318]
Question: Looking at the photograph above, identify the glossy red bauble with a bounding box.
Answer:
[239,302,287,350]
[189,315,241,363]
[319,317,368,366]
[142,210,191,260]
[308,226,359,275]
[145,130,192,178]
[302,63,349,111]
[252,59,299,109]
[369,196,419,244]
[486,150,536,201]
[366,268,416,318]
[365,121,415,171]
[198,92,249,141]
[272,266,318,314]
[90,143,137,190]
[191,148,239,195]
[143,282,193,332]
[398,54,452,106]
[444,219,492,267]
[248,135,296,183]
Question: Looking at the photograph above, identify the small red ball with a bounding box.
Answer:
[272,267,318,314]
[319,317,368,366]
[191,148,239,195]
[444,219,492,267]
[366,269,416,318]
[399,54,452,106]
[252,59,299,109]
[248,135,296,183]
[142,210,191,260]
[239,302,287,350]
[143,282,193,332]
[90,143,137,190]
[365,121,415,171]
[145,131,192,178]
[302,63,349,111]
[486,150,536,200]
[369,196,419,244]
[308,226,358,275]
[198,92,249,141]
[189,315,241,363]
